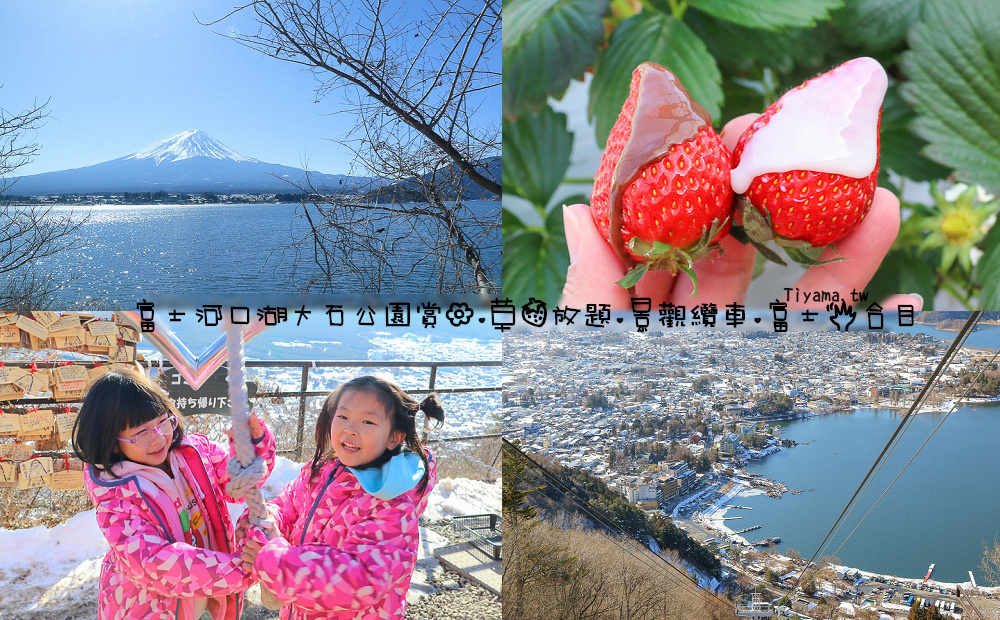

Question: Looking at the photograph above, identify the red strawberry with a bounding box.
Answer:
[730,57,888,255]
[591,62,733,288]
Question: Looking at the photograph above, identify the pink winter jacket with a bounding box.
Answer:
[84,427,276,620]
[253,450,437,620]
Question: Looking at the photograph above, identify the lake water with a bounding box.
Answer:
[30,200,500,305]
[899,321,1000,349]
[737,406,1000,583]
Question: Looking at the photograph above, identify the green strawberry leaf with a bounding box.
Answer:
[502,205,571,305]
[976,219,1000,308]
[687,0,843,32]
[687,9,839,75]
[868,247,938,309]
[738,198,777,246]
[502,105,574,211]
[617,262,651,289]
[831,0,924,53]
[748,238,788,267]
[783,246,846,267]
[879,87,952,183]
[502,0,611,118]
[677,262,699,296]
[589,12,722,147]
[901,0,1000,193]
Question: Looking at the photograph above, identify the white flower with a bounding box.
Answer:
[943,182,995,203]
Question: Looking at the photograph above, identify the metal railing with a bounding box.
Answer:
[242,360,501,459]
[453,513,503,561]
[3,359,501,464]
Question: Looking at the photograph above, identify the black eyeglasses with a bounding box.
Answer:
[117,416,178,449]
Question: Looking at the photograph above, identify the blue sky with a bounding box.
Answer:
[3,1,499,176]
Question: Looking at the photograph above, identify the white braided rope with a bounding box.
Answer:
[222,321,268,528]
[222,322,282,610]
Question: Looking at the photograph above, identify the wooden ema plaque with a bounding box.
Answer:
[0,462,16,488]
[53,365,89,392]
[16,315,48,340]
[0,384,25,402]
[0,324,19,344]
[0,414,20,435]
[14,369,49,395]
[55,411,78,442]
[18,456,52,490]
[31,312,60,329]
[19,410,55,436]
[86,321,119,337]
[0,443,33,462]
[50,469,84,490]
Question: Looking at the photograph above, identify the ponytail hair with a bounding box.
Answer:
[310,376,445,494]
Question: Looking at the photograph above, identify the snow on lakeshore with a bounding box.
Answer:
[0,457,499,617]
[702,487,767,544]
[700,481,1000,595]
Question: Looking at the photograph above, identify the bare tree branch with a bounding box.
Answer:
[0,91,90,308]
[205,0,500,194]
[205,0,500,293]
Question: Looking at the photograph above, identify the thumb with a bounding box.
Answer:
[561,204,675,309]
[561,204,635,309]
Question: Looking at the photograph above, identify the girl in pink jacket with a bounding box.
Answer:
[73,370,276,620]
[241,375,444,620]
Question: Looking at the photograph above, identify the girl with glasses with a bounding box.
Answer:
[72,369,276,620]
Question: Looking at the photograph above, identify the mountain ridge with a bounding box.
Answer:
[9,131,369,195]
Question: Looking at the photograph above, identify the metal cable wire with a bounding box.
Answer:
[791,312,982,592]
[821,318,980,558]
[827,341,1000,562]
[503,439,734,607]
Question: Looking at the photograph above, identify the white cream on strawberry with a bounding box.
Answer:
[730,56,888,194]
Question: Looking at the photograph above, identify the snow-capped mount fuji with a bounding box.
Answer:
[10,130,373,195]
[126,130,259,165]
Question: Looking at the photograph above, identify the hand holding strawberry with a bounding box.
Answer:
[565,56,920,309]
[563,114,921,310]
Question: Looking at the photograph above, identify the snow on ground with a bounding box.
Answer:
[0,456,499,617]
[423,477,501,520]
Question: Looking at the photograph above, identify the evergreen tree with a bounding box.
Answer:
[502,441,543,525]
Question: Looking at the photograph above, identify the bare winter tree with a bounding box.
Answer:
[0,93,88,309]
[207,0,500,293]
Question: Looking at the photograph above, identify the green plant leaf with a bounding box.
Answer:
[687,9,839,75]
[867,247,938,308]
[502,0,611,118]
[616,262,651,289]
[901,0,1000,192]
[879,86,952,183]
[832,0,924,52]
[589,12,722,147]
[977,220,1000,308]
[502,106,574,211]
[687,0,843,32]
[502,205,571,305]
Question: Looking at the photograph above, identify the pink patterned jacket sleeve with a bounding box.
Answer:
[265,462,309,538]
[91,480,253,598]
[254,495,421,611]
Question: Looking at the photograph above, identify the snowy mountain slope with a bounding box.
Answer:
[126,130,259,164]
[9,131,375,195]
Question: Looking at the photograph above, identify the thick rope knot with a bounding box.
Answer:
[225,454,266,501]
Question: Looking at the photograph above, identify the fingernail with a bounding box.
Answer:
[907,293,924,310]
[563,205,582,264]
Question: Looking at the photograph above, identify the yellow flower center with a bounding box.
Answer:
[940,208,978,245]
